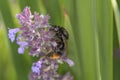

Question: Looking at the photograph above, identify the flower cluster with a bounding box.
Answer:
[8,7,74,80]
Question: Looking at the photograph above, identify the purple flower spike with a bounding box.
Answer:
[8,7,74,80]
[16,7,33,26]
[30,58,74,80]
[16,14,26,25]
[22,7,33,19]
[8,28,20,42]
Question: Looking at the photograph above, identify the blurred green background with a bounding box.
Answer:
[0,0,119,80]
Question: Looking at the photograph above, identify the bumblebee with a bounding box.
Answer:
[47,25,69,59]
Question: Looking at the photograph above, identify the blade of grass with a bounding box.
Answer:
[75,0,104,80]
[8,0,20,25]
[0,11,17,80]
[0,0,14,27]
[0,0,32,80]
[63,11,82,80]
[57,1,83,79]
[18,0,40,12]
[112,0,120,80]
[37,0,47,14]
[112,0,120,46]
[42,0,63,25]
[96,0,113,80]
[59,0,102,79]
[91,0,101,79]
[58,0,76,27]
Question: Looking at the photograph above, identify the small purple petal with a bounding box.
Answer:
[17,41,28,47]
[18,47,25,54]
[36,61,42,67]
[8,28,20,42]
[32,61,42,75]
[64,58,74,67]
[39,14,44,19]
[32,66,40,74]
[17,42,28,54]
[8,34,15,42]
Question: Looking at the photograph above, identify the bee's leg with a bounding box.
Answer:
[46,48,54,57]
[47,48,53,53]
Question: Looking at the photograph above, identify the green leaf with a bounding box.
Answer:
[0,12,17,80]
[0,1,32,80]
[75,0,113,80]
[112,0,120,80]
[42,0,63,25]
[18,0,40,12]
[96,0,113,80]
[63,12,82,80]
[112,0,120,46]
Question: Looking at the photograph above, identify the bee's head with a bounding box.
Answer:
[60,27,69,40]
[50,25,69,40]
